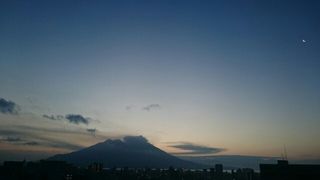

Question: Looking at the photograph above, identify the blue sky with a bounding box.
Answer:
[0,0,320,161]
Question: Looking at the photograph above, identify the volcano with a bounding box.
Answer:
[49,136,201,168]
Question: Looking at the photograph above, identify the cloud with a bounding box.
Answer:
[142,104,161,111]
[0,98,19,115]
[0,125,91,138]
[43,114,64,121]
[0,128,84,151]
[125,105,133,111]
[24,141,39,146]
[2,137,22,142]
[169,143,225,155]
[1,136,39,146]
[65,114,89,125]
[87,128,96,136]
[0,124,108,153]
[47,140,84,150]
[43,113,92,125]
[87,128,96,133]
[123,135,148,144]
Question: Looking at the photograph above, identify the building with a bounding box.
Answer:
[260,160,320,180]
[88,162,103,173]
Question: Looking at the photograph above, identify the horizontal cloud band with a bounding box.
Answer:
[170,143,225,155]
[43,114,91,125]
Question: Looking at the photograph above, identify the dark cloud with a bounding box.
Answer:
[24,141,39,146]
[125,105,133,111]
[170,143,225,155]
[48,141,83,150]
[0,125,91,137]
[65,114,89,125]
[0,98,19,115]
[24,140,82,150]
[43,114,64,121]
[87,128,96,136]
[43,113,94,125]
[87,128,96,133]
[3,137,22,142]
[2,137,39,146]
[123,135,148,144]
[142,104,161,111]
[0,125,91,152]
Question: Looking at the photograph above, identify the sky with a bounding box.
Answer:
[0,0,320,162]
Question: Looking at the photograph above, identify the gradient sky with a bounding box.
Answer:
[1,0,320,162]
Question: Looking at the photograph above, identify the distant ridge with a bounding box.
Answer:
[49,136,202,168]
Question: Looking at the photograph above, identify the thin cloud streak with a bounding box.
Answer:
[43,113,93,125]
[42,114,64,121]
[0,125,107,152]
[142,104,161,111]
[169,142,225,155]
[87,128,96,136]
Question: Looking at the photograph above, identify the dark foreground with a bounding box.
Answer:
[0,160,257,180]
[1,160,320,180]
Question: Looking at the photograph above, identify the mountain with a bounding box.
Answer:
[49,136,201,168]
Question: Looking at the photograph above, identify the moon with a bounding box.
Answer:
[302,39,306,43]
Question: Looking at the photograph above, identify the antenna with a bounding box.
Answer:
[279,144,288,161]
[283,144,288,160]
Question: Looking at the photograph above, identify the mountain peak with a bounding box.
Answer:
[103,135,148,145]
[103,139,123,144]
[49,136,201,168]
[123,135,148,144]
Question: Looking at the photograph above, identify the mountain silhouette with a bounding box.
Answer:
[48,136,201,168]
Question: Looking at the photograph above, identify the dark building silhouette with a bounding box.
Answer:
[215,164,223,173]
[235,168,255,180]
[88,162,103,173]
[3,161,25,170]
[215,164,223,174]
[2,161,26,179]
[1,160,74,180]
[1,160,264,180]
[260,160,320,180]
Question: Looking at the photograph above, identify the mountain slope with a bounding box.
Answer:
[49,136,201,168]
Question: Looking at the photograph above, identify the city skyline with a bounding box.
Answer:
[1,0,320,163]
